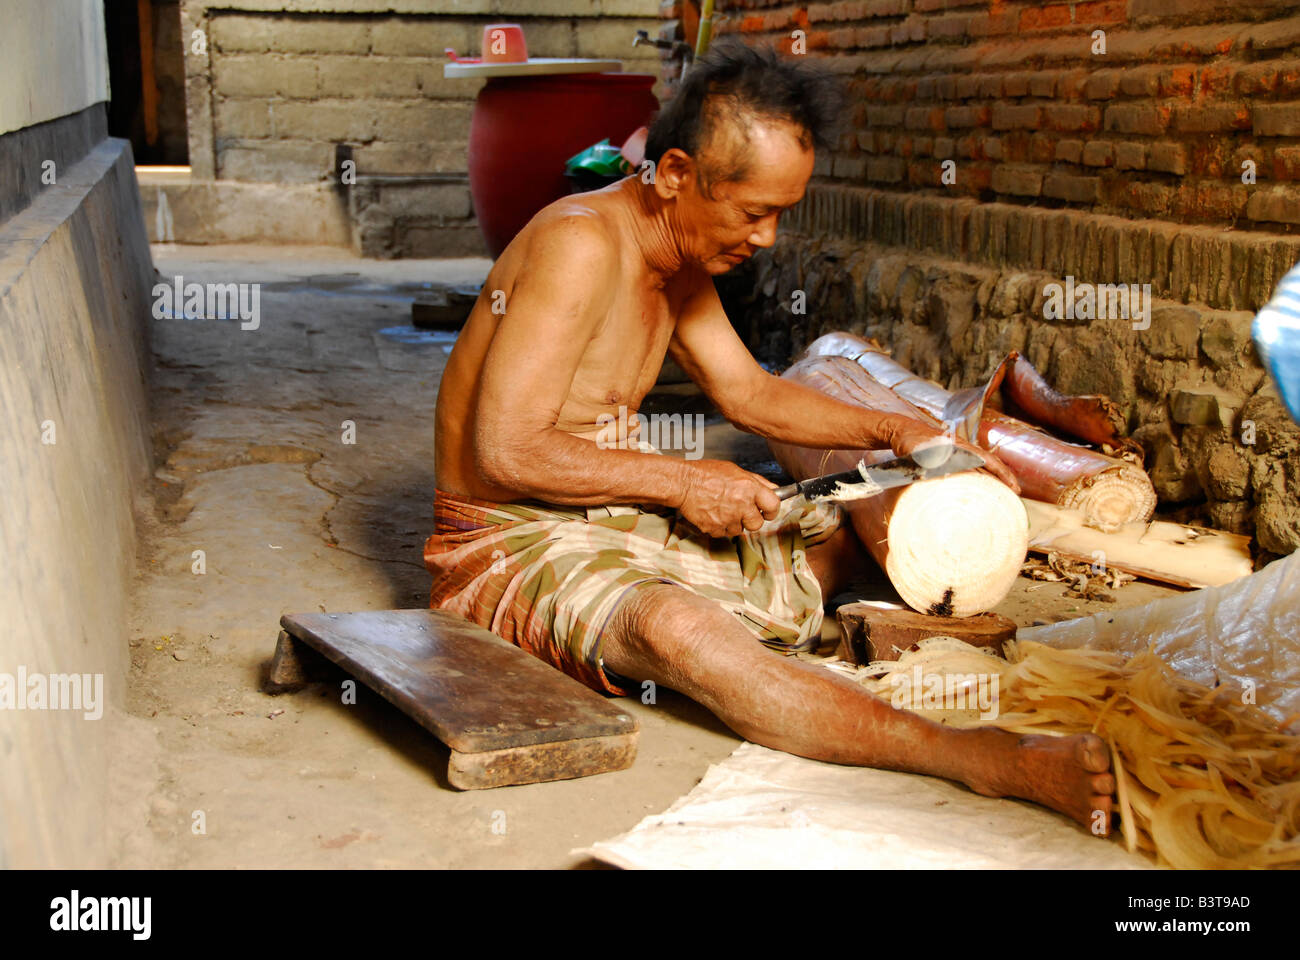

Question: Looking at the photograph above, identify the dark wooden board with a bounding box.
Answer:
[279,609,639,756]
[447,734,640,790]
[835,603,1016,664]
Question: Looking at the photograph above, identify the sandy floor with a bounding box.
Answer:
[108,245,1178,868]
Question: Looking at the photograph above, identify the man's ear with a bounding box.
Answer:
[654,147,696,200]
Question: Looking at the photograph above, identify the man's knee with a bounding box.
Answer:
[608,582,706,651]
[602,582,718,682]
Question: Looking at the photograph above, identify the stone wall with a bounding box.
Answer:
[679,1,1300,553]
[729,194,1300,557]
[177,0,662,256]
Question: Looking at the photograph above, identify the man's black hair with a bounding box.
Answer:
[644,39,843,197]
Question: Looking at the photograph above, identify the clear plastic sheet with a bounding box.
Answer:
[1020,552,1300,722]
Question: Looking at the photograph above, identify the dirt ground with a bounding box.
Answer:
[107,245,1179,868]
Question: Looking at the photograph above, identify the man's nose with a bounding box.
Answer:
[748,213,780,249]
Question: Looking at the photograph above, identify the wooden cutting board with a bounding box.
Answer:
[270,609,639,789]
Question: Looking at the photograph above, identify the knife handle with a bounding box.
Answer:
[775,482,801,501]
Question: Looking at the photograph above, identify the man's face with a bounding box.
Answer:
[676,119,815,275]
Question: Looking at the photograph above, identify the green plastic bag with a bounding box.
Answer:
[564,138,632,178]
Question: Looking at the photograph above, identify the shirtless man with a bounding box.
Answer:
[432,41,1113,833]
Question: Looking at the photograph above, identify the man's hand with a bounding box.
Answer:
[677,460,782,538]
[882,416,1021,495]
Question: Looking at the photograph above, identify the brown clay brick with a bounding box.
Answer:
[1106,102,1170,135]
[1273,145,1300,179]
[968,11,1018,37]
[1019,4,1073,31]
[1030,134,1056,163]
[1044,104,1101,132]
[1029,72,1059,98]
[1250,185,1300,227]
[1115,141,1147,170]
[1056,139,1085,163]
[1119,66,1160,97]
[1149,142,1187,175]
[1172,102,1251,133]
[1083,140,1114,166]
[1077,0,1127,24]
[1159,65,1197,98]
[945,105,988,128]
[928,14,972,41]
[1085,71,1121,100]
[1255,102,1300,137]
[992,165,1044,196]
[866,156,906,182]
[1004,72,1032,97]
[992,103,1042,130]
[1043,172,1100,203]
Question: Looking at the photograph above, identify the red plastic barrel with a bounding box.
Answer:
[467,73,658,257]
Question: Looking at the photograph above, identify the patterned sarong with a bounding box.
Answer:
[424,485,842,696]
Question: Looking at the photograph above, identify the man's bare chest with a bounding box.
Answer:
[560,293,677,422]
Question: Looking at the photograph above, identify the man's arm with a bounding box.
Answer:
[668,274,1020,491]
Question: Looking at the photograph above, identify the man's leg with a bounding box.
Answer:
[803,520,870,600]
[601,582,1114,832]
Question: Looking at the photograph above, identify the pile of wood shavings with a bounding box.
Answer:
[1022,552,1135,601]
[828,637,1300,869]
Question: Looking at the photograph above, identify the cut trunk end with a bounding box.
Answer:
[1058,463,1158,533]
[880,473,1029,617]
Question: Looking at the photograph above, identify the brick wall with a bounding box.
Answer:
[685,2,1300,553]
[184,0,662,255]
[708,0,1300,229]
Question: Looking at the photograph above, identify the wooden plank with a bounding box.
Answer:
[449,733,639,790]
[836,602,1016,665]
[280,609,639,757]
[1024,500,1253,589]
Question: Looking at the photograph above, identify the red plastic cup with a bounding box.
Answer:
[481,23,528,63]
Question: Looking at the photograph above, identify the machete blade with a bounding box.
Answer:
[776,446,986,502]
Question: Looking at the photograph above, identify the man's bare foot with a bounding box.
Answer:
[965,731,1116,836]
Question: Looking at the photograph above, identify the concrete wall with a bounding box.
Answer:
[0,0,112,223]
[156,0,661,255]
[0,8,156,866]
[0,136,155,868]
[0,0,109,136]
